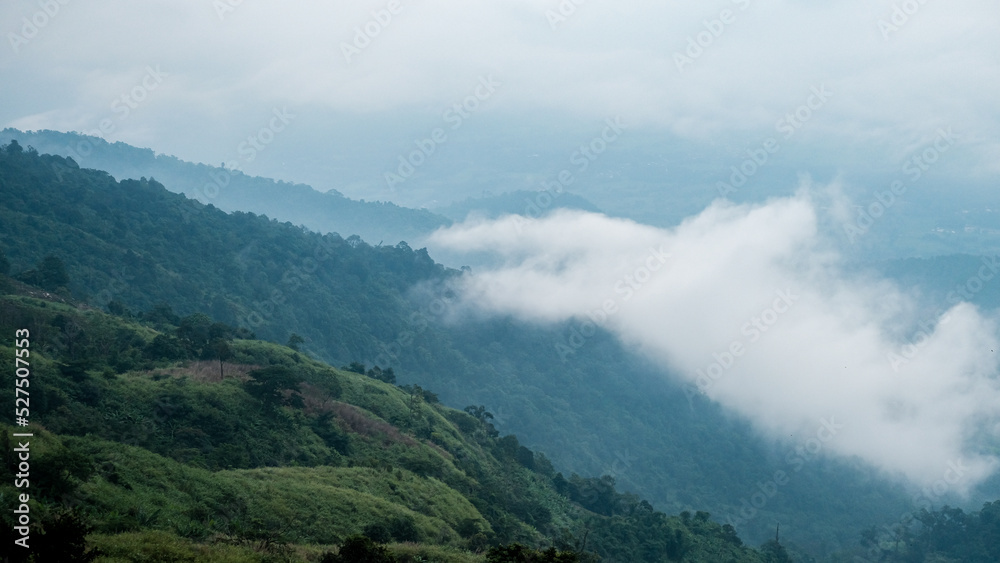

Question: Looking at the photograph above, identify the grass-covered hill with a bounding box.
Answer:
[0,141,918,554]
[0,286,792,562]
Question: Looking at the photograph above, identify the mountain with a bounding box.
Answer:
[0,142,949,557]
[0,146,801,561]
[0,128,452,248]
[0,282,789,562]
[433,190,603,222]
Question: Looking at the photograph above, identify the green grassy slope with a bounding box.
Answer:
[0,290,783,562]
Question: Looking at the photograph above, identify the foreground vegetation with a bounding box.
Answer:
[0,287,790,561]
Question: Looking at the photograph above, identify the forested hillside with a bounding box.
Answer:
[0,283,800,561]
[0,142,930,554]
[0,129,451,248]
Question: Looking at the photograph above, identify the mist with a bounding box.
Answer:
[429,187,1000,490]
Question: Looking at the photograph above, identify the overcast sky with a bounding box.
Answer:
[2,0,999,189]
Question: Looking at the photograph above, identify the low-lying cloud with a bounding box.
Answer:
[429,189,1000,489]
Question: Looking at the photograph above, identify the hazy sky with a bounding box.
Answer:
[2,0,999,192]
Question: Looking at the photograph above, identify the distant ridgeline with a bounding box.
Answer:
[0,128,452,249]
[2,141,997,561]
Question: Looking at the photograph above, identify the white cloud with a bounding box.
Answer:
[430,188,1000,489]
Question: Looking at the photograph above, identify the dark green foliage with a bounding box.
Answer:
[0,508,101,563]
[36,509,102,562]
[287,332,305,352]
[144,334,187,361]
[363,522,393,544]
[360,517,419,544]
[399,383,438,404]
[244,366,302,408]
[141,303,181,328]
[106,299,130,317]
[0,246,9,275]
[345,361,367,374]
[759,539,792,562]
[366,365,396,384]
[850,502,1000,563]
[327,535,397,563]
[385,515,420,543]
[16,254,70,291]
[486,543,579,563]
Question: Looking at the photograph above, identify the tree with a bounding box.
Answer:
[35,509,101,562]
[17,254,70,291]
[486,543,579,563]
[323,535,396,563]
[212,338,233,379]
[287,333,305,352]
[142,302,180,327]
[245,366,301,409]
[759,539,792,563]
[366,365,396,384]
[465,405,494,423]
[343,361,366,374]
[0,247,9,276]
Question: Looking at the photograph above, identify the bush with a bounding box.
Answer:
[363,522,393,544]
[486,544,579,563]
[325,535,397,563]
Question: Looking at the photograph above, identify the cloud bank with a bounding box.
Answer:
[2,0,998,173]
[429,190,1000,489]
